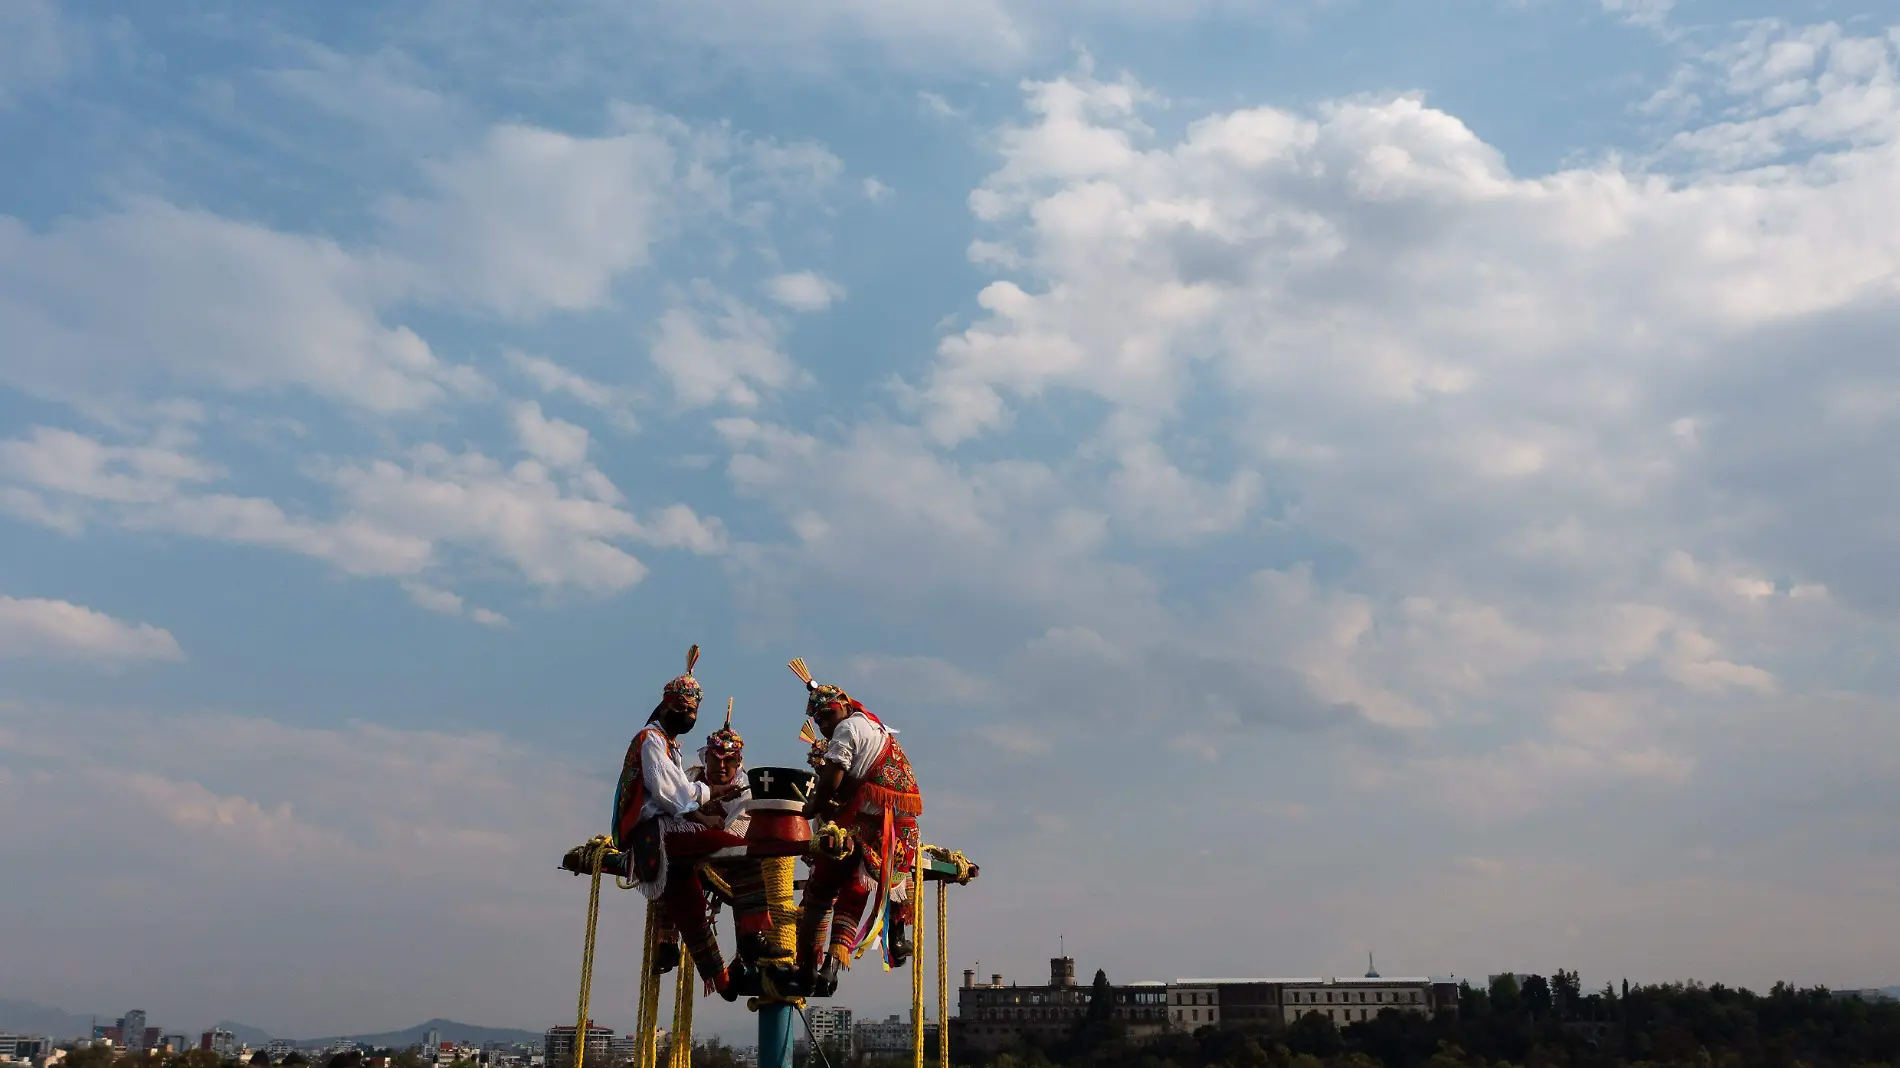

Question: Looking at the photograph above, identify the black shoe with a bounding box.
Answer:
[814,956,840,997]
[786,962,816,998]
[653,942,680,974]
[562,846,628,877]
[563,847,631,879]
[728,959,762,998]
[888,924,912,967]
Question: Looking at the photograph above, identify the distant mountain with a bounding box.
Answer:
[212,1022,277,1048]
[294,1020,543,1050]
[0,1002,540,1052]
[0,999,98,1041]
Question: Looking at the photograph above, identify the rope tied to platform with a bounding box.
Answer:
[571,835,613,1068]
[636,903,664,1068]
[669,946,696,1068]
[911,857,926,1068]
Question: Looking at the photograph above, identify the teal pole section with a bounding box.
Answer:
[758,1003,796,1068]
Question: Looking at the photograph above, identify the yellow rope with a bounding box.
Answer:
[636,905,664,1068]
[936,880,949,1068]
[762,856,798,962]
[573,836,612,1068]
[670,946,695,1068]
[911,858,926,1068]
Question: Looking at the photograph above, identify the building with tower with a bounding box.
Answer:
[954,957,1169,1053]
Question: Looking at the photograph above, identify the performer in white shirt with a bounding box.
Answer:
[609,646,751,1000]
[787,659,924,995]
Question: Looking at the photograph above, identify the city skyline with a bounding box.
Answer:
[6,0,1900,1046]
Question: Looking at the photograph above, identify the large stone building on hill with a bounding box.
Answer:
[955,957,1459,1053]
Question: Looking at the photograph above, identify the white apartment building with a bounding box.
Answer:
[852,1017,938,1058]
[799,1008,853,1056]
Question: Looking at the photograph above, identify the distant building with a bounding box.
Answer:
[798,1009,853,1057]
[424,1032,442,1057]
[161,1035,191,1054]
[543,1023,613,1068]
[121,1014,149,1055]
[955,957,1168,1053]
[1163,974,1456,1030]
[852,1017,937,1059]
[266,1040,297,1060]
[202,1031,238,1056]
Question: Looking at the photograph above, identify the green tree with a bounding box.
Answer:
[1490,974,1523,1017]
[1088,969,1116,1024]
[1521,975,1552,1021]
[64,1046,119,1068]
[1283,1014,1342,1059]
[1551,970,1583,1020]
[390,1051,423,1068]
[167,1050,223,1068]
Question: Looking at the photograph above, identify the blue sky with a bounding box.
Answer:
[5,0,1900,1044]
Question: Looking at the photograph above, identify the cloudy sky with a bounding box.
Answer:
[5,0,1900,1044]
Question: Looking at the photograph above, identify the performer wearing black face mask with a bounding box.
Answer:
[610,645,752,1000]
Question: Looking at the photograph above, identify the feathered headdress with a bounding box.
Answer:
[704,697,743,757]
[788,657,852,717]
[663,644,703,705]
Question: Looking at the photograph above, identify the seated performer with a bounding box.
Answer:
[610,646,751,1000]
[787,658,924,995]
[686,701,779,964]
[688,701,751,837]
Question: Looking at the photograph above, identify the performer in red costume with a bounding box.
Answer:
[787,658,924,995]
[610,646,752,1000]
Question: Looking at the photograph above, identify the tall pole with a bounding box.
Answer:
[758,1005,795,1068]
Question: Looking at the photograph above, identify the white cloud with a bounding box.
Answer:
[0,596,184,665]
[710,21,1900,829]
[326,443,724,592]
[862,176,894,202]
[0,201,475,413]
[380,120,677,319]
[504,350,640,432]
[0,422,724,599]
[511,401,592,469]
[765,270,846,312]
[403,581,510,626]
[918,91,962,117]
[651,287,805,407]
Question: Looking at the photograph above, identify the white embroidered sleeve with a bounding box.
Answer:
[642,733,709,817]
